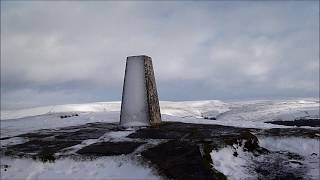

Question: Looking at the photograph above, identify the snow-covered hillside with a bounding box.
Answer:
[1,98,319,138]
[2,99,318,121]
[1,102,121,120]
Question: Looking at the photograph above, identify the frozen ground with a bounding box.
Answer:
[1,98,319,179]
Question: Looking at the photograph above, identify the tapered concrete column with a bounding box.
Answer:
[120,55,161,127]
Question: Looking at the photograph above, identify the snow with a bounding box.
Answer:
[1,102,121,120]
[2,99,318,125]
[162,114,290,129]
[210,146,255,180]
[0,156,159,180]
[259,137,320,157]
[165,98,319,129]
[216,99,319,124]
[0,137,27,148]
[55,139,101,157]
[1,112,120,138]
[160,100,230,118]
[99,129,137,142]
[1,98,319,137]
[120,56,150,127]
[259,137,320,179]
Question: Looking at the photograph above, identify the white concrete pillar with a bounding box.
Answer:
[120,55,161,127]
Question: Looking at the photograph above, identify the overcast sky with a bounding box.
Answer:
[1,1,319,110]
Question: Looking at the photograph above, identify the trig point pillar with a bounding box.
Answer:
[120,55,161,127]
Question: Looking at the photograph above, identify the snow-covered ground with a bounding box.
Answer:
[1,98,319,179]
[1,98,319,138]
[211,137,320,180]
[1,156,159,180]
[1,102,121,120]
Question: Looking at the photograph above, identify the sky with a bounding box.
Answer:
[1,1,319,110]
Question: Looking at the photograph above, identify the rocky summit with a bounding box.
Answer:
[1,121,318,179]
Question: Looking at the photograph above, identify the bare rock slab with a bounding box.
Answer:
[141,140,217,180]
[265,119,320,127]
[76,142,145,156]
[5,140,79,156]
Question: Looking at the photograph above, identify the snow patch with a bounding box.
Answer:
[210,145,255,180]
[0,137,27,148]
[99,129,136,142]
[0,156,159,180]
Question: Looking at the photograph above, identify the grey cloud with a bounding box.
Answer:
[1,1,319,109]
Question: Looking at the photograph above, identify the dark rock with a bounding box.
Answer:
[1,121,316,179]
[233,151,238,157]
[37,147,56,163]
[274,173,303,180]
[21,123,121,141]
[203,117,217,120]
[257,128,319,138]
[241,131,260,152]
[77,142,144,156]
[265,119,320,127]
[0,137,12,140]
[0,164,10,172]
[55,128,108,141]
[224,131,269,156]
[285,152,304,161]
[57,122,121,131]
[255,168,270,176]
[141,140,223,180]
[5,140,79,157]
[17,132,54,139]
[59,113,79,119]
[253,151,306,180]
[311,153,318,157]
[128,122,247,140]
